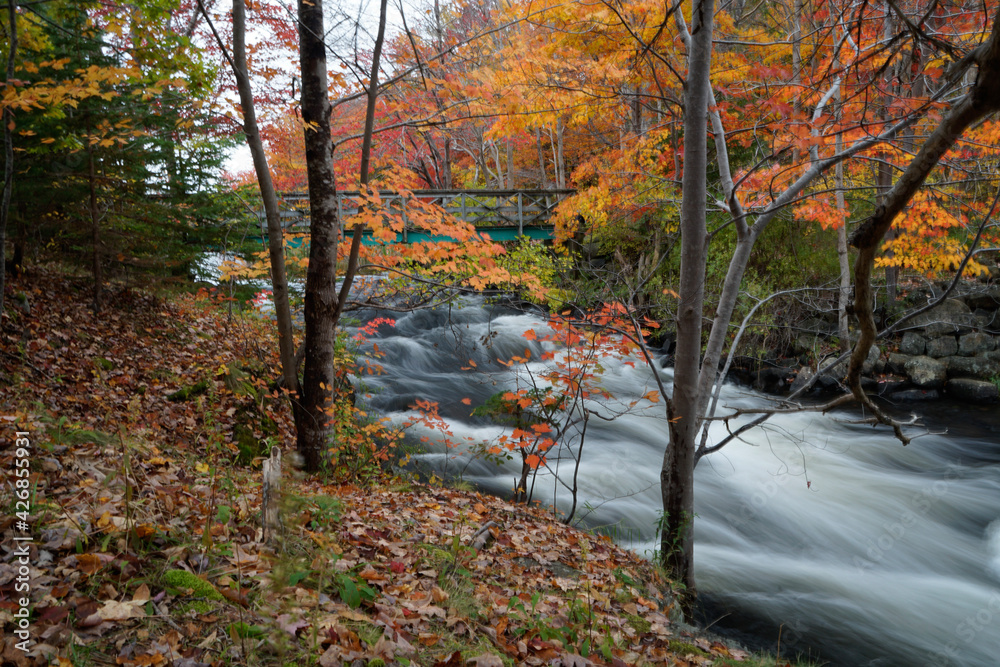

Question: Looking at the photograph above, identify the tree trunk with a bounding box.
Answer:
[835,63,850,350]
[630,82,642,135]
[506,138,515,190]
[294,0,389,471]
[847,6,1000,402]
[555,119,565,189]
[879,11,899,304]
[836,135,850,350]
[442,136,453,188]
[535,127,548,188]
[789,0,802,167]
[296,0,342,471]
[661,0,715,605]
[0,0,17,316]
[878,160,897,304]
[227,0,301,399]
[87,139,103,313]
[335,0,387,313]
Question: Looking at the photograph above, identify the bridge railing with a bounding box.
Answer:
[268,189,575,238]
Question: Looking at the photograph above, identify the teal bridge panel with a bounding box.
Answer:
[261,189,574,244]
[281,224,556,247]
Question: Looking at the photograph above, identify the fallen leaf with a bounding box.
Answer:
[97,599,145,621]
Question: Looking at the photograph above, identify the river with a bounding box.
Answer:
[345,296,1000,666]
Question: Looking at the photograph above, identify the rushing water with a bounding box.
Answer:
[344,296,1000,667]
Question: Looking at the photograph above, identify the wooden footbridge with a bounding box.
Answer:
[264,189,574,244]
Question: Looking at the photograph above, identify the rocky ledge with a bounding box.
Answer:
[731,283,1000,405]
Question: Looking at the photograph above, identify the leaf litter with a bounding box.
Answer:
[1,269,755,666]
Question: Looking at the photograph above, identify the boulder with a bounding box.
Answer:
[755,364,796,393]
[800,317,838,335]
[659,331,677,356]
[964,287,1000,310]
[944,355,1000,380]
[973,309,1000,332]
[864,345,884,374]
[903,355,947,389]
[958,332,997,356]
[899,331,927,356]
[886,352,911,375]
[926,336,958,358]
[889,388,941,401]
[945,378,999,404]
[873,377,909,396]
[792,333,821,356]
[910,298,976,336]
[789,367,815,394]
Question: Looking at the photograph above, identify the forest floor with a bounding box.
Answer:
[0,267,812,667]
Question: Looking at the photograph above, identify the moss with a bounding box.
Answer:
[221,362,255,397]
[234,422,264,465]
[167,379,210,402]
[624,613,651,635]
[667,640,710,658]
[162,569,225,601]
[233,402,277,465]
[178,600,215,615]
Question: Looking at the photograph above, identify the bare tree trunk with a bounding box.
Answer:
[296,0,342,471]
[506,138,515,190]
[295,0,390,471]
[87,139,103,313]
[497,141,505,188]
[229,0,300,397]
[847,6,1000,415]
[878,159,897,304]
[661,0,715,606]
[0,0,17,317]
[835,61,850,350]
[199,0,301,398]
[631,83,642,135]
[535,126,548,188]
[442,137,453,187]
[555,119,565,189]
[836,133,850,350]
[337,0,388,308]
[879,10,898,304]
[789,0,803,167]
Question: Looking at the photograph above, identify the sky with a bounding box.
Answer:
[221,0,421,177]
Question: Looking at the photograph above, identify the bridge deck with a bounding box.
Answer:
[267,189,573,240]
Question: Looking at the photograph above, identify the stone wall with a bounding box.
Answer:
[879,289,1000,404]
[731,280,1000,405]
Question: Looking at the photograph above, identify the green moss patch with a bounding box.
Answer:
[162,569,225,601]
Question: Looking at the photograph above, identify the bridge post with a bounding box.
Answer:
[402,196,408,243]
[517,192,524,236]
[336,194,343,234]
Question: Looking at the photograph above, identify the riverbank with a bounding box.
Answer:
[714,277,1000,405]
[0,267,812,666]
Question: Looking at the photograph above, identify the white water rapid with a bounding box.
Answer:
[347,297,1000,667]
